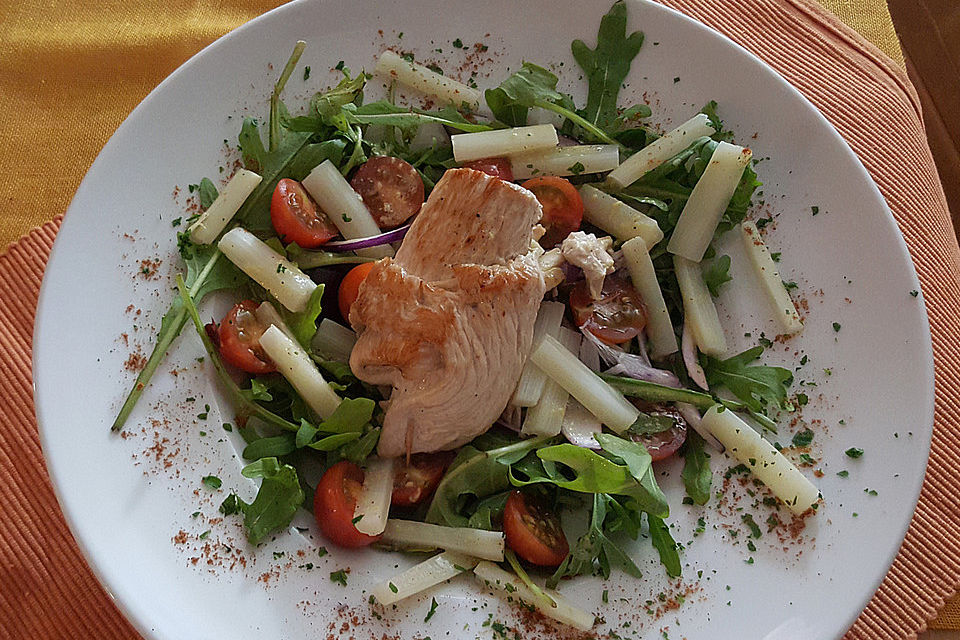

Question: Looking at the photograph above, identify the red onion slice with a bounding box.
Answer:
[322,223,412,253]
[580,328,681,388]
[681,322,709,391]
[561,399,602,449]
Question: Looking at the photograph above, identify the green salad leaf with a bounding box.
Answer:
[571,0,644,132]
[702,346,793,413]
[703,254,732,297]
[238,457,305,545]
[647,514,681,577]
[345,101,493,134]
[681,430,712,505]
[197,177,219,210]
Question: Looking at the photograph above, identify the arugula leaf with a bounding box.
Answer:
[484,63,567,127]
[336,428,380,464]
[699,100,733,142]
[308,432,361,451]
[425,437,551,527]
[242,433,297,460]
[197,178,219,210]
[571,0,644,132]
[466,491,510,530]
[238,457,305,545]
[319,397,375,433]
[703,255,732,297]
[627,412,678,436]
[288,284,325,348]
[111,246,244,431]
[484,62,618,145]
[594,433,651,483]
[613,103,652,129]
[681,430,712,505]
[702,346,793,413]
[514,444,636,493]
[547,493,643,588]
[344,101,493,134]
[647,514,681,577]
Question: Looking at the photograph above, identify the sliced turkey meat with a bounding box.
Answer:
[349,168,545,457]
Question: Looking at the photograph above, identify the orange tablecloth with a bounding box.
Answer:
[2,0,959,637]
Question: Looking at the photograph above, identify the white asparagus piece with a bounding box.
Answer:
[452,125,558,163]
[375,50,482,111]
[258,325,341,418]
[381,520,505,561]
[253,301,298,342]
[218,228,317,312]
[311,318,357,363]
[509,145,620,180]
[511,301,566,407]
[188,169,262,245]
[522,327,581,437]
[473,562,595,631]
[740,221,804,335]
[605,113,715,189]
[353,457,395,536]
[579,185,663,248]
[529,334,639,433]
[674,255,727,356]
[621,237,678,358]
[667,141,752,262]
[701,405,820,514]
[301,160,393,259]
[371,551,478,606]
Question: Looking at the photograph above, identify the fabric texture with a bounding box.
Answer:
[2,0,959,638]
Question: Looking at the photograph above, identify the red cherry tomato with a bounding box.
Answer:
[462,157,514,182]
[628,407,688,462]
[314,461,382,548]
[502,491,569,567]
[217,300,275,374]
[569,275,647,346]
[271,178,339,248]
[350,156,425,228]
[391,451,456,507]
[338,262,376,321]
[521,176,583,248]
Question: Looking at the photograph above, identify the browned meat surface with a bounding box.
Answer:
[349,169,545,457]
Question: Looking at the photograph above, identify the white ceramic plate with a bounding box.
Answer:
[35,1,934,638]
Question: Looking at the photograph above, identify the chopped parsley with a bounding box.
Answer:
[567,161,586,175]
[303,65,311,81]
[201,475,222,490]
[845,447,864,459]
[424,597,439,622]
[832,322,842,332]
[330,570,348,586]
[811,206,819,216]
[837,470,849,478]
[791,428,814,448]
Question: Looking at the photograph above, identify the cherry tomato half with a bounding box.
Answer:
[628,406,688,462]
[350,156,425,228]
[338,262,376,321]
[271,178,339,248]
[521,176,583,248]
[569,275,647,346]
[391,451,456,507]
[502,491,569,567]
[314,461,382,548]
[462,157,514,182]
[218,300,275,374]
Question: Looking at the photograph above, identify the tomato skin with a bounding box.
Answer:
[391,451,456,507]
[350,156,425,228]
[502,491,569,567]
[338,262,376,321]
[521,176,584,248]
[218,300,275,374]
[271,178,339,248]
[314,461,382,548]
[462,158,514,182]
[569,275,647,346]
